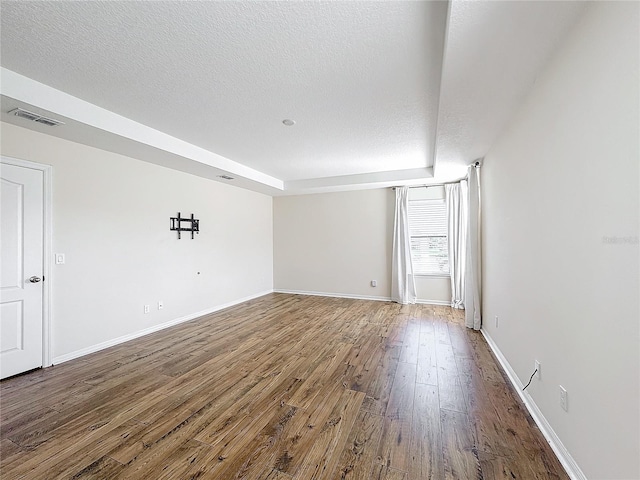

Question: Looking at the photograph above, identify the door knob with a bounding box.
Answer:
[28,276,42,283]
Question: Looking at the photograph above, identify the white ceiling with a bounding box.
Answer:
[435,0,586,177]
[0,1,586,195]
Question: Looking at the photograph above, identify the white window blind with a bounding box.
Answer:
[408,199,450,275]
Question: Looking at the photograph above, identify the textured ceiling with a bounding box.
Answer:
[434,0,586,176]
[0,1,446,182]
[0,1,587,194]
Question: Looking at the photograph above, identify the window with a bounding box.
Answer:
[408,199,449,275]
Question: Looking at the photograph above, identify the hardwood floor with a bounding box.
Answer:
[0,293,568,479]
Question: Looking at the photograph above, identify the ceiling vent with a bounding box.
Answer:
[217,175,234,180]
[9,108,65,127]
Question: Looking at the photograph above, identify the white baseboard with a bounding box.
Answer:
[274,289,392,302]
[480,329,587,480]
[274,289,451,307]
[416,299,451,306]
[52,290,274,365]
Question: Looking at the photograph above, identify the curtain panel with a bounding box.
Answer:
[391,186,417,304]
[465,165,482,330]
[445,181,468,309]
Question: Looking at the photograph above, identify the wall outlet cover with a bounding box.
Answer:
[559,385,568,412]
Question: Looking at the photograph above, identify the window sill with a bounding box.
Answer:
[414,274,451,279]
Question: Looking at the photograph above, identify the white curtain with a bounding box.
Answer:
[465,165,482,330]
[391,186,417,304]
[445,181,467,309]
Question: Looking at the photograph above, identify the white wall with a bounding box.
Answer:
[274,189,393,299]
[1,122,273,360]
[273,188,451,304]
[481,3,639,479]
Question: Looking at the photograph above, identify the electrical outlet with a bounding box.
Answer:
[55,253,65,265]
[559,385,568,411]
[534,360,541,379]
[158,301,164,310]
[495,315,499,328]
[371,280,377,287]
[144,305,150,314]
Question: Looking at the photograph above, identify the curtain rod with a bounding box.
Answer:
[391,177,466,190]
[391,161,480,190]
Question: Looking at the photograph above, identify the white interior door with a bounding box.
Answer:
[1,162,44,379]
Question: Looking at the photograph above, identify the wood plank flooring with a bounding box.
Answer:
[0,293,568,479]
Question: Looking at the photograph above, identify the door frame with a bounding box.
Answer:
[1,155,53,368]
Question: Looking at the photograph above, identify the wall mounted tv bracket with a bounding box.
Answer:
[170,212,199,239]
